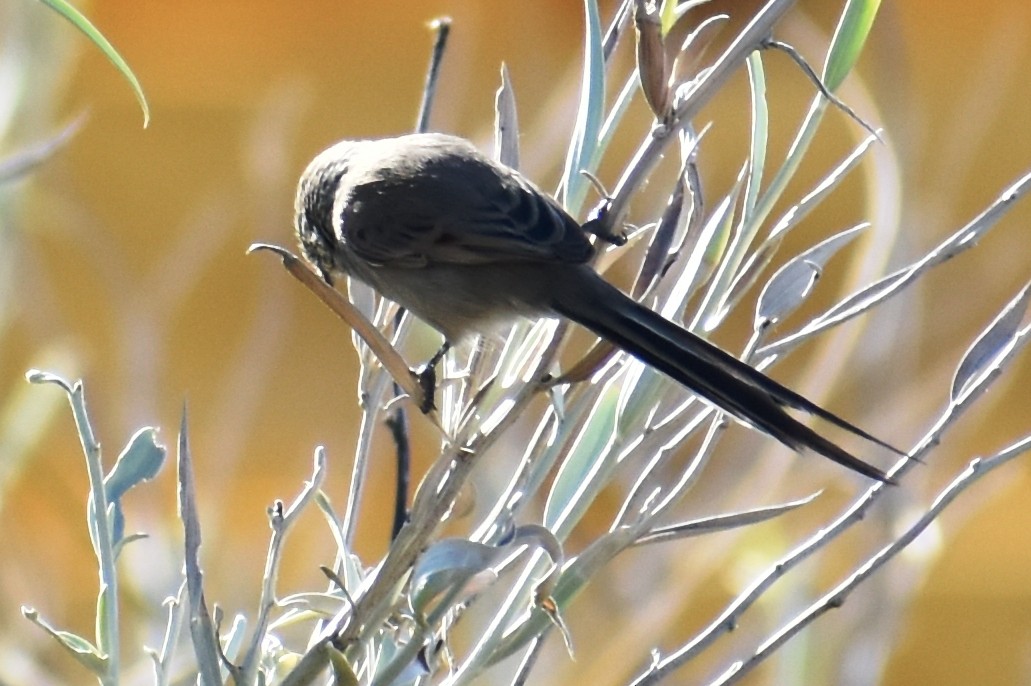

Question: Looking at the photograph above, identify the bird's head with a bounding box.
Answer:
[294,140,362,284]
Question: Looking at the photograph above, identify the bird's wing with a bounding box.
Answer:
[338,153,594,268]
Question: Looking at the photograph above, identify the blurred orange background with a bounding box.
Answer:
[2,0,1030,683]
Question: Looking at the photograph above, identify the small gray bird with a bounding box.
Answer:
[295,132,897,482]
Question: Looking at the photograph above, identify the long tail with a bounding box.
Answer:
[553,274,899,482]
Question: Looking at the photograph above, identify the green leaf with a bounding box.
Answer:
[23,606,109,676]
[410,539,500,623]
[105,427,166,502]
[85,428,163,548]
[823,0,881,91]
[112,532,149,559]
[544,375,623,537]
[328,646,360,686]
[659,0,677,36]
[744,52,768,217]
[689,177,744,331]
[38,0,150,127]
[559,0,605,215]
[96,583,114,658]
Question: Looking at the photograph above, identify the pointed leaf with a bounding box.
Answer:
[23,606,108,675]
[545,375,622,536]
[410,539,500,621]
[176,409,223,685]
[0,115,85,183]
[727,134,877,311]
[743,51,768,218]
[38,0,150,126]
[659,0,678,35]
[560,0,605,215]
[635,491,821,546]
[759,170,1031,358]
[756,224,867,328]
[96,583,115,659]
[690,173,744,330]
[494,63,520,170]
[823,0,881,91]
[952,282,1031,402]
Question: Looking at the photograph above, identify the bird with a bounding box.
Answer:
[294,132,898,482]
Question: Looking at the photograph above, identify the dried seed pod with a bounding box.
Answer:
[634,0,672,120]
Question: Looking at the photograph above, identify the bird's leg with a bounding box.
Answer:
[415,341,451,413]
[581,196,628,246]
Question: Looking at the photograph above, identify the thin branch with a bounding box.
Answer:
[238,449,327,683]
[384,411,412,540]
[711,434,1031,685]
[601,0,798,235]
[762,38,879,140]
[415,17,452,134]
[282,320,569,684]
[628,304,1029,685]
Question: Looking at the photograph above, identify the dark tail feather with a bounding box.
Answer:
[553,276,896,483]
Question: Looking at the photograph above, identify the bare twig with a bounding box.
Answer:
[415,17,452,134]
[762,38,879,139]
[712,434,1031,685]
[629,301,1031,685]
[237,449,327,683]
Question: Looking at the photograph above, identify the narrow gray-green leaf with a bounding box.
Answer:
[23,606,108,675]
[95,583,115,672]
[952,282,1031,402]
[176,409,222,686]
[545,375,622,537]
[756,224,867,328]
[0,115,85,183]
[559,0,605,215]
[690,172,744,331]
[410,539,500,621]
[759,169,1031,358]
[635,491,821,546]
[743,52,768,217]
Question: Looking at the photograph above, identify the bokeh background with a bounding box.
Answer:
[1,0,1030,683]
